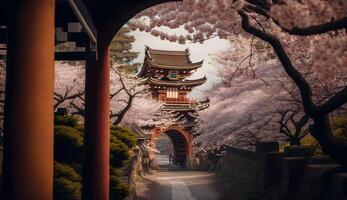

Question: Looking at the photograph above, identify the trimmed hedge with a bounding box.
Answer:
[53,116,137,200]
[110,167,131,200]
[55,116,79,127]
[110,136,130,168]
[111,126,137,149]
[54,125,83,163]
[54,162,82,200]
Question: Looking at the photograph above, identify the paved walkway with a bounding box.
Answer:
[136,170,224,200]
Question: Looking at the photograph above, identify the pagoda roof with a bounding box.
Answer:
[146,46,192,65]
[138,46,204,77]
[161,104,195,111]
[127,124,150,140]
[145,59,204,70]
[147,76,207,87]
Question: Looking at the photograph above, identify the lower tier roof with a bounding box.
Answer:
[148,76,207,87]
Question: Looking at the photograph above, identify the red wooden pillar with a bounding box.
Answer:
[2,0,55,199]
[83,33,110,200]
[150,128,160,160]
[187,133,194,168]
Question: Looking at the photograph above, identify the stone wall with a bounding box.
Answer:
[124,146,146,200]
[216,142,347,200]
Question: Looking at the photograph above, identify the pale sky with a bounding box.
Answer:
[130,30,230,99]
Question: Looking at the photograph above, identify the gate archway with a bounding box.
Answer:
[151,125,193,168]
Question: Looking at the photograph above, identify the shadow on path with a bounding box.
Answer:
[135,169,227,200]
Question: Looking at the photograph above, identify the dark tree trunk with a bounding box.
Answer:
[310,116,347,168]
[238,10,347,168]
[289,137,301,146]
[112,96,134,125]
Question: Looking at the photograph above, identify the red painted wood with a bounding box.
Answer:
[3,0,55,199]
[83,35,110,200]
[151,126,193,168]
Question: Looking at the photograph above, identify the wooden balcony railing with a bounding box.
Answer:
[164,98,197,105]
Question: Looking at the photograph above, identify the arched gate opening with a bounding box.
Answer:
[151,126,193,168]
[164,129,188,167]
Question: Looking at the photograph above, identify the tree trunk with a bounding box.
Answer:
[310,116,347,168]
[290,137,301,146]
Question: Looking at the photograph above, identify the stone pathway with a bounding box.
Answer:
[136,170,223,200]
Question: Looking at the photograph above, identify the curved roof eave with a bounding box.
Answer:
[148,76,207,87]
[146,59,204,70]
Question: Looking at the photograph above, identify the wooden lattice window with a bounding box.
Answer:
[167,87,178,98]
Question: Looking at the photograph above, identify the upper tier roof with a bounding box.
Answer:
[146,46,191,65]
[145,59,204,70]
[138,46,204,77]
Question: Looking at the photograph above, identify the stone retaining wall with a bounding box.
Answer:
[216,142,347,200]
[125,146,146,200]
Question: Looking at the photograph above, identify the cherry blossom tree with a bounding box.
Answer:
[129,0,347,166]
[54,62,166,127]
[194,41,285,149]
[108,66,175,127]
[238,1,347,166]
[109,67,150,125]
[54,62,85,110]
[197,33,347,149]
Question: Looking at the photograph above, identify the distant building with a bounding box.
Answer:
[138,46,208,168]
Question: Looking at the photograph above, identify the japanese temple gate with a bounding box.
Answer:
[0,0,179,199]
[138,47,207,168]
[151,126,194,167]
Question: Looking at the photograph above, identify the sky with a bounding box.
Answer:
[130,30,230,99]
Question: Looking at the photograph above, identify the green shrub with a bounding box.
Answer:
[54,125,83,163]
[55,116,80,127]
[54,162,81,200]
[299,115,347,155]
[111,126,137,149]
[110,136,130,168]
[53,119,134,200]
[331,115,347,141]
[110,167,131,200]
[74,124,84,133]
[110,177,131,200]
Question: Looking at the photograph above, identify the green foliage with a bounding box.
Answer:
[55,116,80,127]
[54,162,82,200]
[111,126,137,149]
[54,125,83,163]
[110,176,131,200]
[53,26,139,199]
[296,115,347,155]
[53,117,136,199]
[253,39,276,60]
[253,40,267,50]
[110,26,140,73]
[74,124,84,132]
[331,115,347,141]
[110,126,137,168]
[299,135,322,155]
[110,136,130,168]
[110,167,131,200]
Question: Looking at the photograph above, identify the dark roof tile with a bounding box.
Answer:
[147,46,191,65]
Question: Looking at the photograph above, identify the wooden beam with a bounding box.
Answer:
[66,0,97,45]
[0,27,7,44]
[55,51,97,61]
